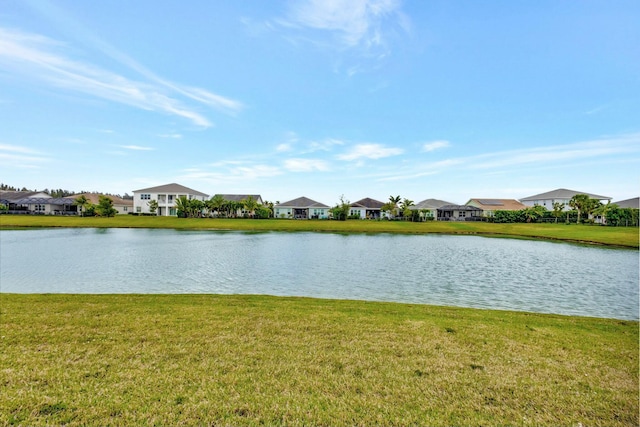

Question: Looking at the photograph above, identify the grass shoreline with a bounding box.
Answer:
[1,294,637,426]
[1,214,638,248]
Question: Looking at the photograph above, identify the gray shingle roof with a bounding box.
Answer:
[215,194,262,203]
[614,197,639,209]
[351,198,385,209]
[410,199,454,210]
[133,183,208,197]
[276,197,329,208]
[520,188,611,201]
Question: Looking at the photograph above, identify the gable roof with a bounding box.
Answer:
[215,194,262,203]
[614,197,639,209]
[520,188,611,201]
[132,183,208,197]
[68,193,133,206]
[351,198,385,209]
[438,204,483,212]
[410,199,454,210]
[467,198,526,211]
[0,190,50,202]
[276,197,329,208]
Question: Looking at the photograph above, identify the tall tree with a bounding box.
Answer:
[569,194,590,224]
[95,195,117,217]
[73,195,90,217]
[174,195,191,218]
[209,194,226,217]
[551,202,565,224]
[388,195,401,218]
[400,198,415,220]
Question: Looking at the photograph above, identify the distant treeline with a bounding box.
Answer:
[0,183,133,200]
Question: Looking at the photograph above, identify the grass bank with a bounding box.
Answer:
[1,294,637,426]
[1,215,637,248]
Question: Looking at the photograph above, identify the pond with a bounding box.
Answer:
[0,228,637,320]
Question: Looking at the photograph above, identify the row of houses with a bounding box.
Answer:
[2,184,638,220]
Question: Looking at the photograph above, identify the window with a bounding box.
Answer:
[459,211,466,218]
[169,208,177,216]
[140,194,151,200]
[136,206,141,213]
[123,207,128,212]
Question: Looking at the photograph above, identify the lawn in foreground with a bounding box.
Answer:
[1,215,638,248]
[1,294,637,426]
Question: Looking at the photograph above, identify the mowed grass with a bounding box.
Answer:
[1,215,638,248]
[1,294,637,426]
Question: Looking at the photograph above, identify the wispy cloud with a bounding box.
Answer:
[337,143,403,161]
[377,133,640,182]
[0,143,50,167]
[0,27,242,127]
[275,0,409,74]
[180,163,283,183]
[421,140,450,152]
[284,158,330,172]
[120,145,154,151]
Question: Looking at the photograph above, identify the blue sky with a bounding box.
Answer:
[1,0,639,205]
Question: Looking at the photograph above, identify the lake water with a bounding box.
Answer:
[0,228,638,320]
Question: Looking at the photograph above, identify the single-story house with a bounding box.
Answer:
[68,193,133,215]
[132,183,209,216]
[349,198,385,219]
[0,190,77,215]
[520,188,611,211]
[274,197,329,219]
[466,198,527,217]
[409,199,454,221]
[437,205,483,221]
[613,197,639,209]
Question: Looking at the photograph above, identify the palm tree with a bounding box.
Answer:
[174,195,191,218]
[208,194,225,217]
[400,198,414,220]
[73,195,90,217]
[242,196,259,218]
[389,195,401,218]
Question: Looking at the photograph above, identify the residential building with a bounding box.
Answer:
[409,198,453,221]
[274,197,329,219]
[349,198,385,219]
[0,190,76,215]
[437,205,483,221]
[466,198,527,217]
[68,193,133,215]
[132,183,208,216]
[520,188,611,211]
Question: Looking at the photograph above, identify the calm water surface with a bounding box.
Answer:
[1,228,638,319]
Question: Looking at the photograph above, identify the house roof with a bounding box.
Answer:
[351,198,385,209]
[520,188,611,201]
[215,194,262,203]
[614,197,639,209]
[276,196,329,208]
[132,183,208,197]
[12,197,76,206]
[467,198,526,211]
[68,193,133,206]
[438,204,483,212]
[0,190,49,202]
[410,198,453,210]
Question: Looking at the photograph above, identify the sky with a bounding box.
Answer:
[1,0,639,205]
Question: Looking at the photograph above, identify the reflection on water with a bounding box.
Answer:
[1,228,638,320]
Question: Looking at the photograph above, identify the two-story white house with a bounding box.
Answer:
[132,183,209,216]
[520,188,612,211]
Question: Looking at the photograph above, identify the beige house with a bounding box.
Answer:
[274,197,329,219]
[69,193,133,215]
[466,199,527,217]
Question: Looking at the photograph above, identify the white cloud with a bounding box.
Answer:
[276,143,293,152]
[422,140,450,152]
[157,133,182,139]
[337,143,403,161]
[307,138,344,152]
[284,0,402,49]
[120,145,154,151]
[0,27,243,127]
[284,158,330,172]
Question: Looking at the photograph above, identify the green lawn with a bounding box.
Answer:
[1,214,638,248]
[1,294,637,426]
